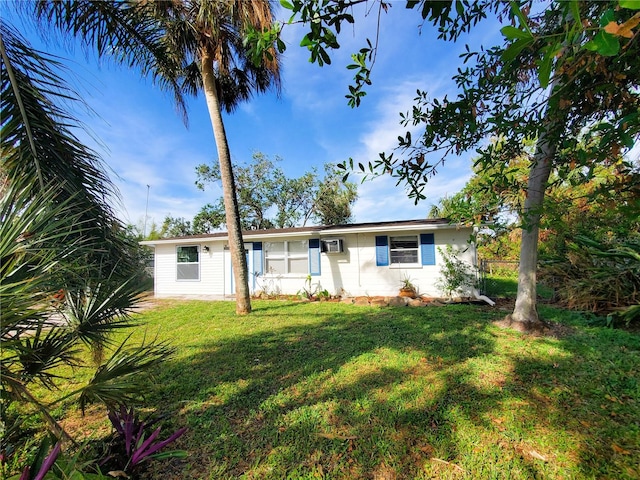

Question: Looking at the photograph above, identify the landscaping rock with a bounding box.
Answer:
[354,296,371,306]
[427,300,446,307]
[408,298,426,307]
[370,297,388,307]
[388,296,408,307]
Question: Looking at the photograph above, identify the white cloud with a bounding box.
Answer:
[73,92,216,226]
[24,3,503,231]
[346,74,472,223]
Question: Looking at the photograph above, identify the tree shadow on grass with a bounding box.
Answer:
[142,301,640,479]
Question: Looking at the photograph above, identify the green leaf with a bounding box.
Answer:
[300,34,313,47]
[509,1,533,34]
[280,0,294,10]
[619,0,640,10]
[319,47,331,65]
[500,26,533,40]
[620,131,635,148]
[501,37,534,61]
[569,0,581,21]
[584,30,620,56]
[150,450,188,460]
[600,9,616,27]
[537,52,553,88]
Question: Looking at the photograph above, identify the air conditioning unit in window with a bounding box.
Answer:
[321,238,344,254]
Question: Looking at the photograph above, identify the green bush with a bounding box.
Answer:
[437,245,478,296]
[540,235,640,318]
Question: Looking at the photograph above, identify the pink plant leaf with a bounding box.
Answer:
[131,427,188,465]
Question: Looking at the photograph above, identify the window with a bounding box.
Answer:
[376,233,436,267]
[264,240,308,275]
[389,235,419,264]
[177,245,199,280]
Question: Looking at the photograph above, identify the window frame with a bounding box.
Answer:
[264,240,309,276]
[389,235,420,267]
[176,245,200,281]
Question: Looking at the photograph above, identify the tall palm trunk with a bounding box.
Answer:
[201,47,251,314]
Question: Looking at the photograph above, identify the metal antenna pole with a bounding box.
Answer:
[143,184,150,238]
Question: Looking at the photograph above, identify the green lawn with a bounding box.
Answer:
[64,300,640,479]
[482,275,555,299]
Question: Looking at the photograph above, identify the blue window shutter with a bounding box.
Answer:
[375,235,389,266]
[420,233,435,265]
[252,242,263,276]
[309,239,321,276]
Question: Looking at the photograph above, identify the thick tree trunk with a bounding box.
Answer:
[201,50,251,314]
[507,129,555,331]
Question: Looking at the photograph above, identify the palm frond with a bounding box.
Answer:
[77,334,175,412]
[1,22,149,285]
[10,324,79,389]
[137,0,281,113]
[1,23,116,208]
[62,276,144,352]
[30,0,188,122]
[0,183,86,337]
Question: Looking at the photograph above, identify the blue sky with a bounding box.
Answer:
[6,3,506,230]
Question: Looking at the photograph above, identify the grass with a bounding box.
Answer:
[47,300,640,479]
[483,275,554,299]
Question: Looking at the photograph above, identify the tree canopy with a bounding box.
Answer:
[192,152,358,233]
[267,0,640,330]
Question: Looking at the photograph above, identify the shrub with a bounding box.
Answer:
[540,235,640,316]
[436,245,478,297]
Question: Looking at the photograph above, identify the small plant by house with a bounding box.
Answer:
[398,275,418,298]
[437,245,478,297]
[297,274,320,300]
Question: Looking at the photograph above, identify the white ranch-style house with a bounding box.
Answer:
[140,219,478,299]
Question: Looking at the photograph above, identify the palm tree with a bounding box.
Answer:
[141,0,282,314]
[16,0,281,315]
[33,0,283,314]
[3,3,176,291]
[1,13,173,445]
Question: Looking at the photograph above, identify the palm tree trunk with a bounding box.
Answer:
[201,48,251,314]
[507,127,555,330]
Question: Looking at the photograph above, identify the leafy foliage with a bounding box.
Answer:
[541,235,640,316]
[1,9,176,475]
[4,436,61,480]
[0,183,174,437]
[436,245,478,297]
[297,274,321,300]
[101,405,187,474]
[194,152,357,231]
[273,0,498,106]
[352,1,640,203]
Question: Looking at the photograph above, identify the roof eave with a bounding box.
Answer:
[139,219,472,246]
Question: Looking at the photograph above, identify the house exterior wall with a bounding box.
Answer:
[149,225,476,299]
[314,228,475,298]
[153,242,225,297]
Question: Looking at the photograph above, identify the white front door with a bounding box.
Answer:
[224,244,254,295]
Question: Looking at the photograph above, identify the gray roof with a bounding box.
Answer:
[143,218,458,244]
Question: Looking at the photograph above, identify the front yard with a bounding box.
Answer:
[56,300,639,479]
